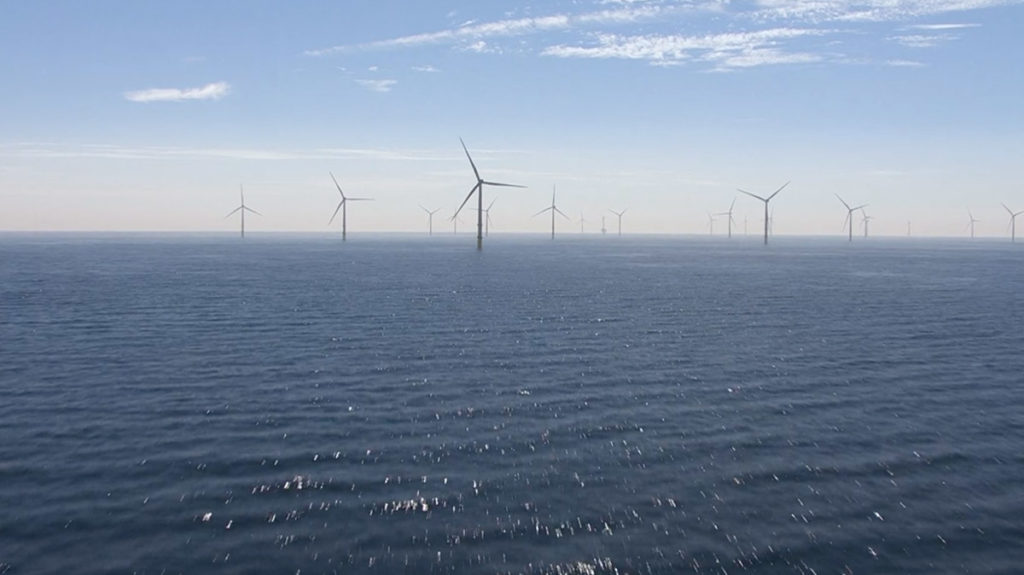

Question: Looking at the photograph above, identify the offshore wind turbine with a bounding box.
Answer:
[453,138,525,250]
[862,211,873,238]
[738,182,788,245]
[601,216,607,235]
[225,185,261,238]
[534,185,569,239]
[1003,204,1024,242]
[329,172,372,241]
[836,194,868,242]
[707,213,717,236]
[473,198,497,237]
[578,212,587,233]
[420,205,441,236]
[716,198,737,238]
[609,208,627,236]
[967,209,980,239]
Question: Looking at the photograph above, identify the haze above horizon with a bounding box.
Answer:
[2,0,1022,237]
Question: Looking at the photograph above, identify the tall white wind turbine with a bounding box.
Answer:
[836,194,868,243]
[609,209,627,236]
[225,185,261,238]
[420,205,441,236]
[738,182,788,245]
[1003,204,1024,243]
[329,172,372,241]
[967,209,980,239]
[453,138,525,250]
[534,185,570,239]
[716,198,737,238]
[862,211,873,238]
[473,198,497,237]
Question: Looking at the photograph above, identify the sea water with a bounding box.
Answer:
[1,234,1022,574]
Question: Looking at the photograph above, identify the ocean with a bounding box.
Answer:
[1,234,1022,574]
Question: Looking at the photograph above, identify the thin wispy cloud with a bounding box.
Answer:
[355,79,397,92]
[412,65,441,72]
[302,0,1018,71]
[543,28,828,69]
[124,81,230,103]
[886,59,927,66]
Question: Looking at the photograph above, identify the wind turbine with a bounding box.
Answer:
[716,198,737,238]
[609,208,627,236]
[738,182,788,245]
[420,205,441,236]
[707,212,717,236]
[1003,204,1024,242]
[473,198,497,237]
[453,138,525,250]
[578,212,587,233]
[534,185,569,239]
[862,210,873,238]
[329,172,372,241]
[967,209,980,239]
[225,185,261,238]
[601,216,607,235]
[836,194,868,242]
[452,213,461,235]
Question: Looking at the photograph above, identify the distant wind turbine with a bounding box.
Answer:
[420,205,441,236]
[453,138,526,250]
[329,172,372,241]
[578,212,586,233]
[861,211,873,238]
[473,198,497,237]
[716,198,737,238]
[1003,204,1024,242]
[609,208,627,236]
[967,209,980,239]
[601,216,607,235]
[534,185,570,239]
[738,182,788,245]
[836,194,868,243]
[707,212,717,236]
[225,185,261,238]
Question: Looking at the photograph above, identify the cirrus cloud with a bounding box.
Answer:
[124,82,230,103]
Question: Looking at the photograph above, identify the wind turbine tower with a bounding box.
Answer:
[609,209,627,236]
[453,138,525,250]
[738,182,788,245]
[862,210,873,238]
[420,205,441,236]
[707,213,716,236]
[967,209,980,239]
[716,198,737,238]
[473,198,497,237]
[534,185,570,239]
[1003,204,1024,243]
[225,185,261,238]
[578,212,587,233]
[836,194,868,242]
[329,172,372,241]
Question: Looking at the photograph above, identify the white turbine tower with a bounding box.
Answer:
[534,185,570,239]
[836,194,868,243]
[738,182,788,245]
[473,198,497,237]
[1003,204,1024,243]
[329,172,372,241]
[453,138,525,250]
[716,198,737,238]
[861,210,873,238]
[420,205,441,236]
[225,185,261,238]
[967,209,980,239]
[609,209,627,236]
[707,212,717,236]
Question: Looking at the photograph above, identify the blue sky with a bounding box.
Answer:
[2,0,1022,237]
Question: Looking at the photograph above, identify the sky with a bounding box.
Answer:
[1,0,1023,237]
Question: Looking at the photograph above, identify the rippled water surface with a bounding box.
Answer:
[2,234,1023,574]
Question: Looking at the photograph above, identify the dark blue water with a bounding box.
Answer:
[2,234,1023,574]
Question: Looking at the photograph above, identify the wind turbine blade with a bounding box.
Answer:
[347,197,374,201]
[835,193,850,210]
[244,207,262,216]
[328,202,343,225]
[453,183,479,219]
[555,207,570,220]
[224,206,242,218]
[767,181,790,201]
[842,212,850,231]
[459,137,481,182]
[1002,203,1013,215]
[487,198,496,210]
[329,172,346,200]
[533,207,553,218]
[852,204,868,211]
[729,198,736,212]
[419,204,430,214]
[737,189,766,202]
[482,181,526,188]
